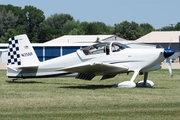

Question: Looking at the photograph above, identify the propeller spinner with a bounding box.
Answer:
[164,49,175,58]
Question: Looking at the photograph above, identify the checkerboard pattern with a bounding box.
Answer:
[7,37,21,65]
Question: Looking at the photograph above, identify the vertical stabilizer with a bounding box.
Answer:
[7,34,39,67]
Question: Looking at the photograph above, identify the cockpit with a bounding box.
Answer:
[81,42,129,55]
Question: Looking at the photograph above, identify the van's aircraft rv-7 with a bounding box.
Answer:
[7,34,175,88]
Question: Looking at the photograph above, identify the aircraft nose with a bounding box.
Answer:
[164,49,175,58]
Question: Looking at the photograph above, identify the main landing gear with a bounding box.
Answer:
[113,71,154,88]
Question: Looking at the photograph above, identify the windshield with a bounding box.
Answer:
[81,42,109,55]
[111,42,129,52]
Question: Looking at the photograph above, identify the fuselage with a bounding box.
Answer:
[7,43,165,78]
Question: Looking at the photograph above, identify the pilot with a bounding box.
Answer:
[106,45,110,55]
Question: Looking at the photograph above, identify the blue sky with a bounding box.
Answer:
[1,0,180,29]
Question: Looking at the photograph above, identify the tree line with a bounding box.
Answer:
[0,4,180,43]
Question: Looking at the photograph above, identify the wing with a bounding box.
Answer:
[56,62,128,75]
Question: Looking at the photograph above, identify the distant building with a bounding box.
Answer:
[44,35,127,44]
[0,49,8,63]
[136,31,180,62]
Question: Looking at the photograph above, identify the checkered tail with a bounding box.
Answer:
[7,37,21,66]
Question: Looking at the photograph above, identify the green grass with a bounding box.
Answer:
[1,69,180,120]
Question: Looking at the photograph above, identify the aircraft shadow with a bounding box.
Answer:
[6,80,43,84]
[59,84,115,90]
[6,80,89,86]
[6,80,115,89]
[6,80,168,89]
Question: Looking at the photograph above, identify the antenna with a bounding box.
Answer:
[169,24,174,31]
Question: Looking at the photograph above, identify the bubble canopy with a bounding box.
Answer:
[81,42,129,55]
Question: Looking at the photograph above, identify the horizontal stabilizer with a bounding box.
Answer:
[7,65,38,71]
[17,65,39,69]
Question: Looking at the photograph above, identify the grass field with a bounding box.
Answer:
[1,69,180,120]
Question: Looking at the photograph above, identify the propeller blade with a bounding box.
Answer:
[166,58,173,77]
[158,43,163,48]
[168,43,171,49]
[168,39,172,49]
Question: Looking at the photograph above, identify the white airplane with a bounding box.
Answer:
[7,34,175,88]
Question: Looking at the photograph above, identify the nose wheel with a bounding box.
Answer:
[136,72,154,87]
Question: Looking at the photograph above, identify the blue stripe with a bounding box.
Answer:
[110,61,143,64]
[109,61,140,64]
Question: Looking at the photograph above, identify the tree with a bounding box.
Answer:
[79,21,89,34]
[23,5,45,42]
[0,29,19,43]
[38,22,63,43]
[160,26,173,31]
[62,20,80,35]
[45,13,74,38]
[107,25,114,34]
[96,22,110,34]
[114,21,141,40]
[68,28,85,35]
[174,22,180,30]
[0,4,28,41]
[140,23,154,36]
[38,23,53,43]
[46,13,73,30]
[0,4,26,25]
[81,21,110,35]
[86,22,98,35]
[15,25,27,35]
[0,8,18,36]
[3,11,18,32]
[0,8,6,36]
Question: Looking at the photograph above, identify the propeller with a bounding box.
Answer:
[157,40,175,77]
[163,49,175,77]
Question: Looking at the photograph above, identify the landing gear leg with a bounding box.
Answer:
[136,72,154,87]
[143,72,148,87]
